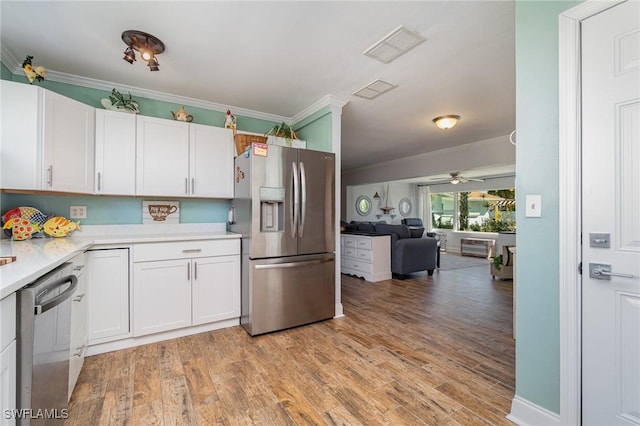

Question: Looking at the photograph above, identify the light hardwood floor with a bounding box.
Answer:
[65,260,515,425]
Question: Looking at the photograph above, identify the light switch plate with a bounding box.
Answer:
[525,195,542,218]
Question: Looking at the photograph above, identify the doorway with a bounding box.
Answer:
[559,1,640,424]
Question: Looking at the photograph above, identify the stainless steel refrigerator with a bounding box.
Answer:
[231,143,335,336]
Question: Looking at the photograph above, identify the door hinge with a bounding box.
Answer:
[578,262,582,275]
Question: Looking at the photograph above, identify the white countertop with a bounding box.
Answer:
[0,223,240,299]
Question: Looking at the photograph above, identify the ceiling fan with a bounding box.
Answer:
[449,172,484,184]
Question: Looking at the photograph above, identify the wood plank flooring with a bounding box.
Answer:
[65,260,515,425]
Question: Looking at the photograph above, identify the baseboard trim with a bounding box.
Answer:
[507,396,561,426]
[87,318,239,356]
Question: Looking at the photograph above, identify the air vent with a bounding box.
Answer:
[353,79,398,100]
[363,25,427,64]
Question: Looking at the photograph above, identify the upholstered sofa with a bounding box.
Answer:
[346,221,438,278]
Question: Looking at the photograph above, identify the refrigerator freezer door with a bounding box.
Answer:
[242,253,335,335]
[233,145,298,258]
[297,149,335,255]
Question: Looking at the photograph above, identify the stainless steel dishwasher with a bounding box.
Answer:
[17,262,77,425]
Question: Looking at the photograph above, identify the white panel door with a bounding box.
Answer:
[133,259,192,336]
[0,340,16,426]
[582,2,640,424]
[87,249,130,343]
[42,90,95,193]
[189,124,234,198]
[136,115,189,196]
[95,109,136,195]
[191,255,240,325]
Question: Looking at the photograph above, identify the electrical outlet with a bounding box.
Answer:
[70,205,87,219]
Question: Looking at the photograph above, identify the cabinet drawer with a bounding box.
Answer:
[343,247,357,258]
[133,239,240,262]
[342,257,373,274]
[355,238,372,250]
[342,236,356,248]
[1,293,16,350]
[356,249,373,261]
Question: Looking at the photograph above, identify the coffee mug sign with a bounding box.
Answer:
[148,204,177,221]
[142,201,180,224]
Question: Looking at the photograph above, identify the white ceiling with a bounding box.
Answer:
[0,1,515,174]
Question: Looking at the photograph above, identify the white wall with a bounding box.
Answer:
[345,182,416,224]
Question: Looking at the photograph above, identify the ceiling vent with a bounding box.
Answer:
[353,79,398,100]
[363,25,427,64]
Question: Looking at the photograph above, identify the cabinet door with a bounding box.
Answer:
[189,124,234,198]
[42,90,95,193]
[136,115,189,196]
[95,109,136,195]
[133,259,192,336]
[0,340,16,426]
[0,80,42,190]
[192,255,240,325]
[87,249,130,343]
[69,253,88,401]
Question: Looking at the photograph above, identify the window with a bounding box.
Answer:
[431,189,515,232]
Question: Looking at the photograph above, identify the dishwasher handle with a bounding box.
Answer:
[35,275,78,315]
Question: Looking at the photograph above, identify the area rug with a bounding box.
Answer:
[438,252,489,271]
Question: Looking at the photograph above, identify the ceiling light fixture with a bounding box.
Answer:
[122,30,165,71]
[433,115,460,130]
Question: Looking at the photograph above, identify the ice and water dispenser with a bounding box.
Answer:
[259,187,285,232]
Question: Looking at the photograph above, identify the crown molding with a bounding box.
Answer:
[46,69,289,123]
[1,43,22,73]
[1,44,289,124]
[291,94,349,125]
[2,44,347,126]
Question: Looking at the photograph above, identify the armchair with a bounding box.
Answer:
[374,223,438,278]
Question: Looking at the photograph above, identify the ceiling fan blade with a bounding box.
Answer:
[466,177,485,182]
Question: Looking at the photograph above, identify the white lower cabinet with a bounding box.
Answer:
[192,255,240,325]
[0,293,16,426]
[68,252,88,401]
[133,240,240,337]
[340,234,391,282]
[87,248,130,344]
[133,259,192,336]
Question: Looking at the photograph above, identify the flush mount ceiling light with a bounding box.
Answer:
[353,79,398,100]
[363,25,427,64]
[122,30,165,71]
[433,115,460,130]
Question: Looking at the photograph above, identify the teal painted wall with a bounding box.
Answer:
[0,61,12,80]
[515,0,581,414]
[1,72,332,224]
[295,106,332,152]
[0,193,229,225]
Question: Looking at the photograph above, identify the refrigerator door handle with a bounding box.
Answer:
[299,161,307,237]
[291,161,300,238]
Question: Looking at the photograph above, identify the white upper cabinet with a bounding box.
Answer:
[42,90,95,193]
[189,123,234,198]
[136,115,190,196]
[136,115,234,198]
[1,81,42,190]
[95,109,136,195]
[0,81,95,193]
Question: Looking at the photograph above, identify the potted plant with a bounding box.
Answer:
[101,89,139,114]
[264,122,298,146]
